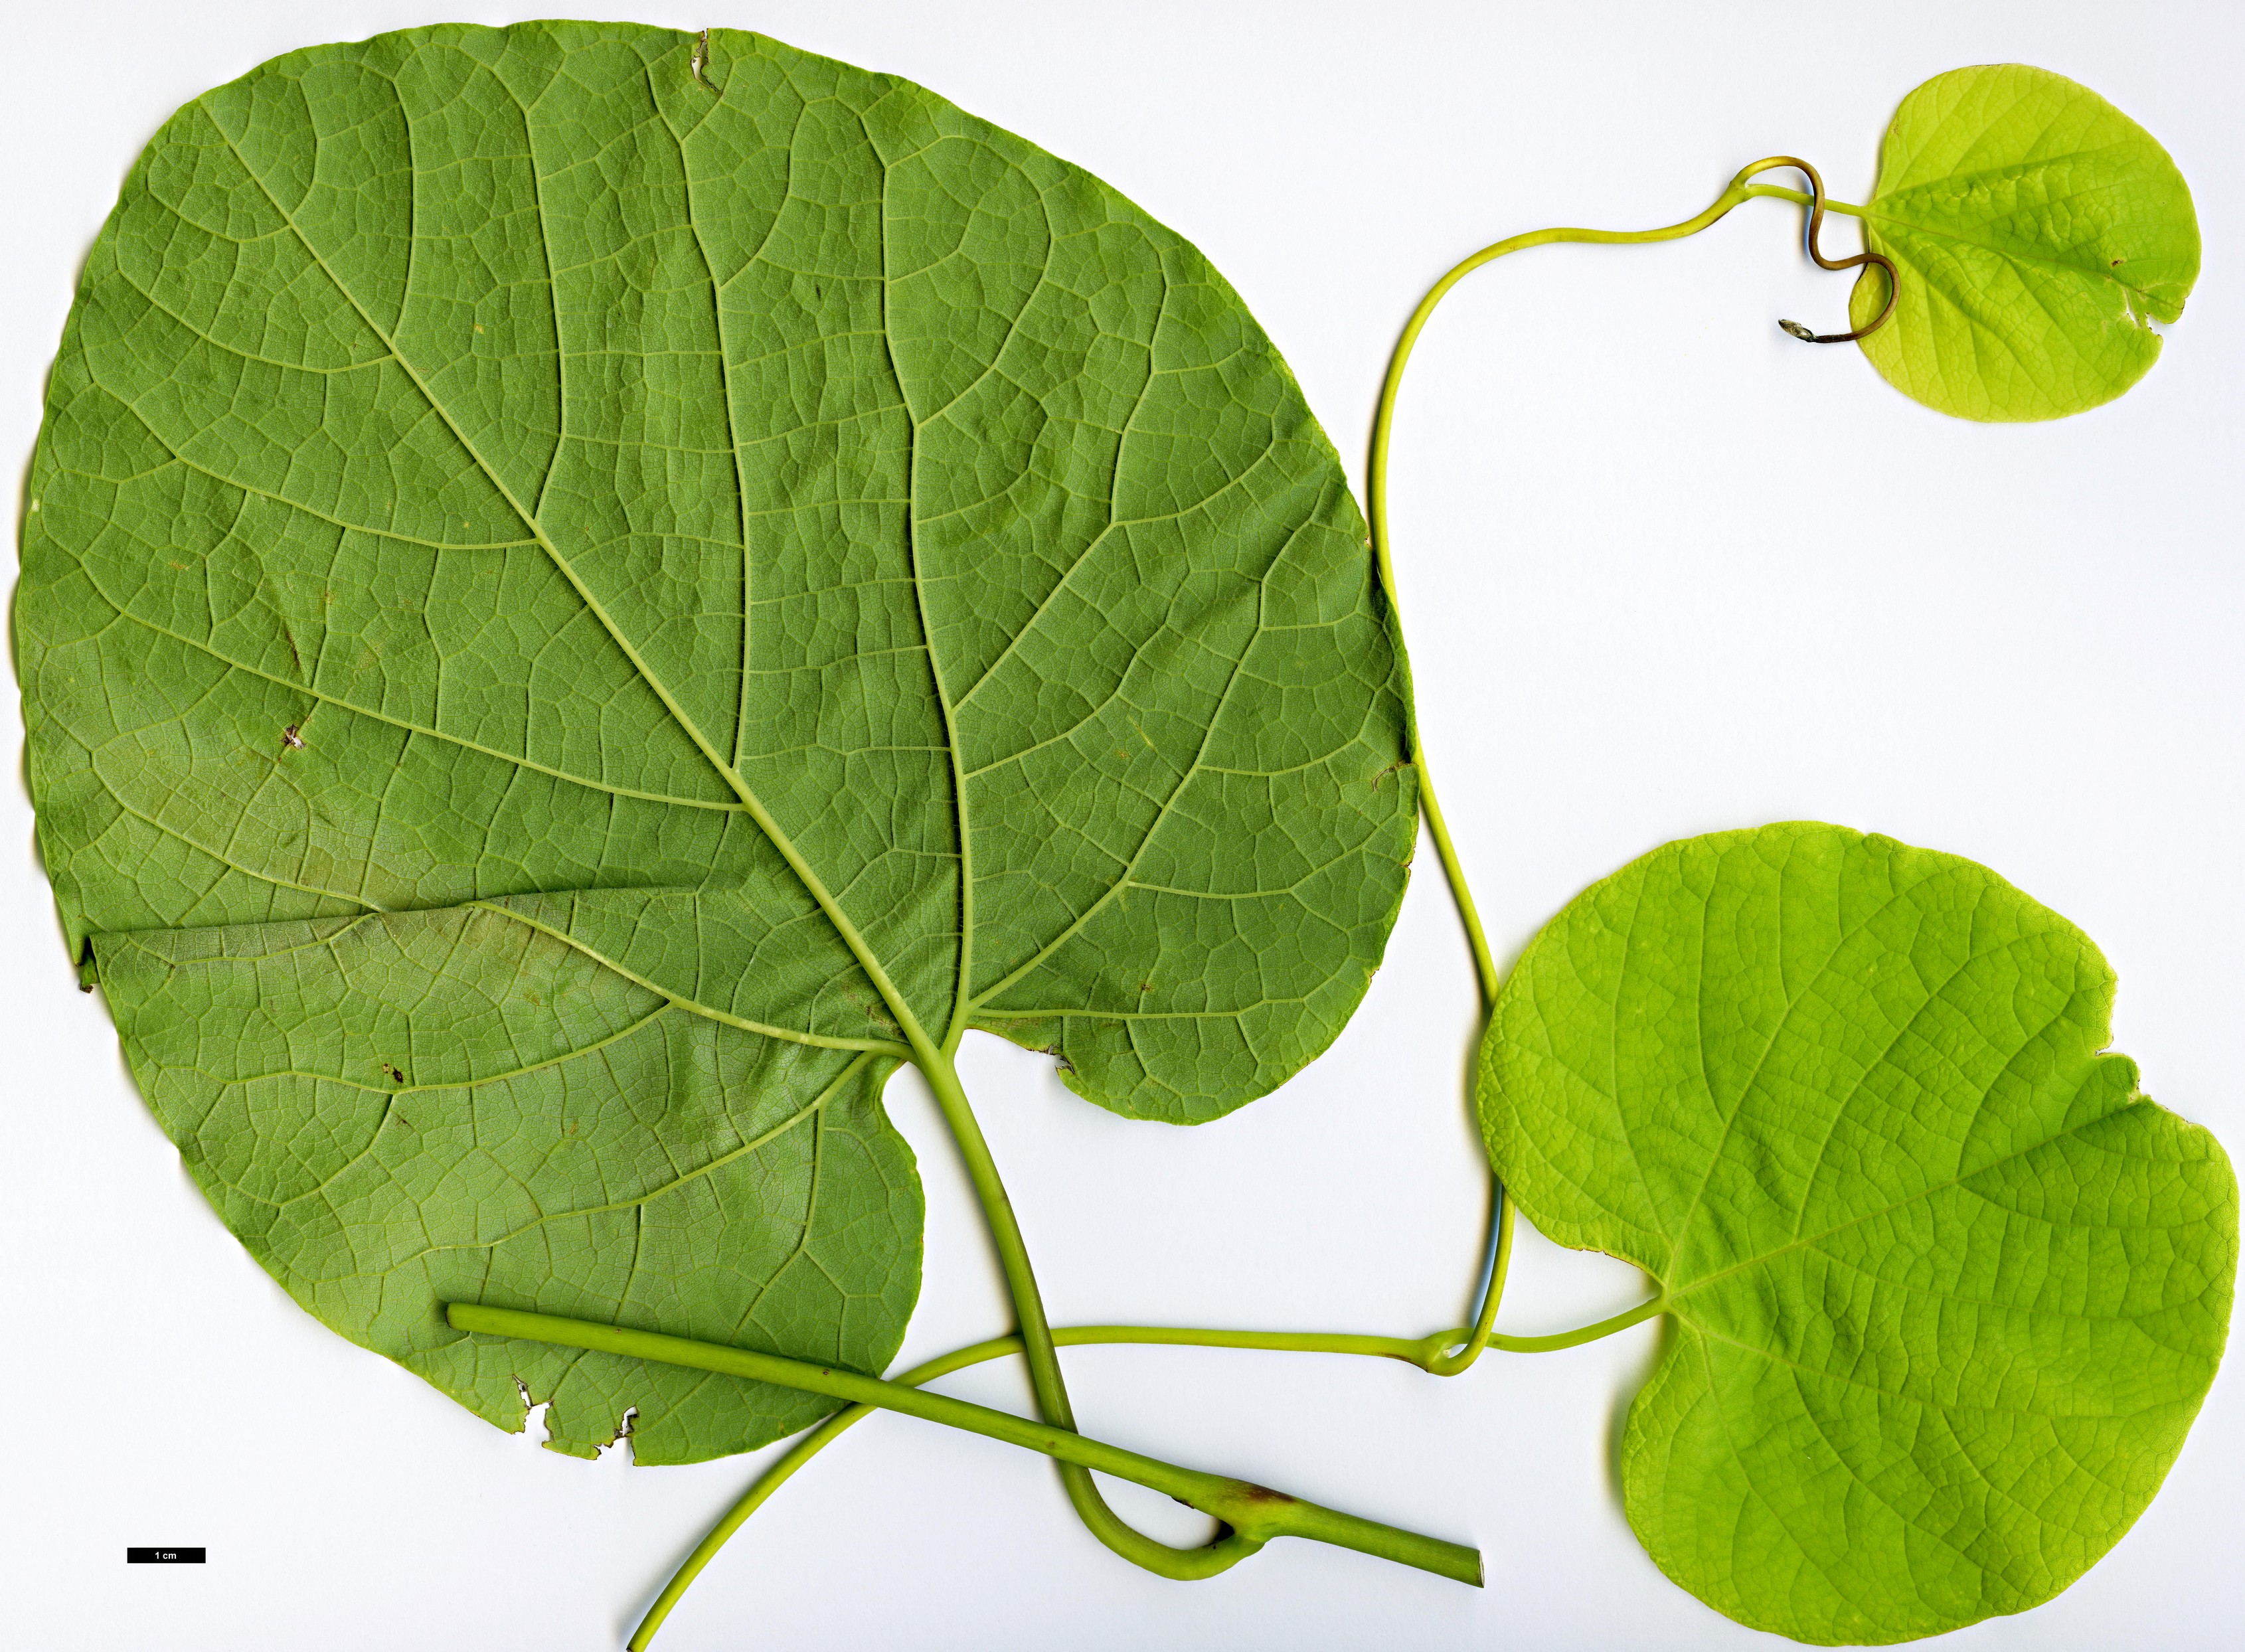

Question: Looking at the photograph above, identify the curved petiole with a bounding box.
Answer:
[1368,154,1888,1377]
[912,1046,1252,1579]
[627,1301,1663,1647]
[1760,161,1898,343]
[444,1302,1481,1639]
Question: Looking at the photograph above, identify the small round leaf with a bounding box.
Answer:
[1849,64,2200,421]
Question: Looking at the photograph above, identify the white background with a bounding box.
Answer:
[3,2,2239,1647]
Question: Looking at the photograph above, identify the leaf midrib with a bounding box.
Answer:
[1864,162,2181,308]
[1689,1311,2170,1422]
[1668,1084,2143,1309]
[198,92,947,1069]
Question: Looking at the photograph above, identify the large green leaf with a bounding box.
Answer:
[1848,63,2199,421]
[15,21,1414,1461]
[1479,823,2236,1644]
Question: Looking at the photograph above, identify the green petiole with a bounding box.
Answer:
[1365,155,1869,1378]
[1740,183,1870,216]
[624,1300,1665,1647]
[912,1043,1246,1578]
[444,1303,1483,1599]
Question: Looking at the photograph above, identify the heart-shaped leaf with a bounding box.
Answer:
[1479,823,2236,1643]
[17,21,1414,1460]
[1848,63,2199,421]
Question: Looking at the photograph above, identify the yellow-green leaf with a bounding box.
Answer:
[1480,823,2237,1643]
[1849,63,2200,421]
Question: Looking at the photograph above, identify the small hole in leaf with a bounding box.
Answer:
[516,1384,554,1447]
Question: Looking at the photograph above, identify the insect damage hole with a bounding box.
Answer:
[512,1377,640,1463]
[572,1405,640,1470]
[593,1406,640,1470]
[514,1378,554,1448]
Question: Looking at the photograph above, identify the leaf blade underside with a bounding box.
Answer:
[1849,62,2200,422]
[17,21,1414,1459]
[1479,823,2237,1643]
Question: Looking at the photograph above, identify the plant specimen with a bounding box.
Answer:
[1483,823,2233,1643]
[13,21,2231,1647]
